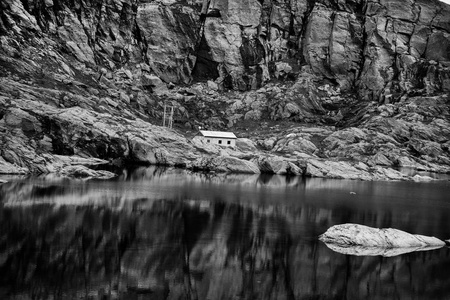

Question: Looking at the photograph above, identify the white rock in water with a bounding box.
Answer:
[319,223,445,248]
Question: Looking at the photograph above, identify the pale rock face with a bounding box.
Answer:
[58,12,96,66]
[3,0,39,32]
[303,4,334,79]
[357,0,450,101]
[211,0,261,26]
[137,4,199,84]
[329,12,364,89]
[200,0,267,90]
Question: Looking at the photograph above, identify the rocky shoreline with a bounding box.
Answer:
[1,77,449,181]
[1,0,449,181]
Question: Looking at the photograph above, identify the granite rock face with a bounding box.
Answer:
[2,0,448,97]
[195,0,450,100]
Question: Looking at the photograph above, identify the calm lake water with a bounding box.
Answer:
[1,166,450,299]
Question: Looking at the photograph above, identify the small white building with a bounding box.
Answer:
[197,130,237,147]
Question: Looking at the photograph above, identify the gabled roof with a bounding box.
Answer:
[199,130,237,139]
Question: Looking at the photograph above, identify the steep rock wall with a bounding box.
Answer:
[0,0,200,84]
[197,0,450,100]
[1,0,449,100]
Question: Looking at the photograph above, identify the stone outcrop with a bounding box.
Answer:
[319,223,446,253]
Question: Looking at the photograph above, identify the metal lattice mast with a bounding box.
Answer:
[163,103,167,127]
[163,103,174,128]
[169,106,174,129]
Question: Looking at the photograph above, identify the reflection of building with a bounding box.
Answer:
[197,130,237,147]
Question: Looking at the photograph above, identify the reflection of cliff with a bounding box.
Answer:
[0,167,306,207]
[1,199,450,299]
[2,167,450,241]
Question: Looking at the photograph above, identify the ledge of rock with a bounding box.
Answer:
[319,224,446,251]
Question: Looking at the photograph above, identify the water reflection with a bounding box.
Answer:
[322,242,445,257]
[1,167,450,299]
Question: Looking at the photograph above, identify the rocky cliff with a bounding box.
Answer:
[3,0,448,97]
[1,0,450,178]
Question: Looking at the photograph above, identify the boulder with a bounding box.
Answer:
[320,223,445,249]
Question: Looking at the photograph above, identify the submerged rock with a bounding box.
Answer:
[319,223,445,250]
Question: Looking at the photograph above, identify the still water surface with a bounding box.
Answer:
[1,167,450,299]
